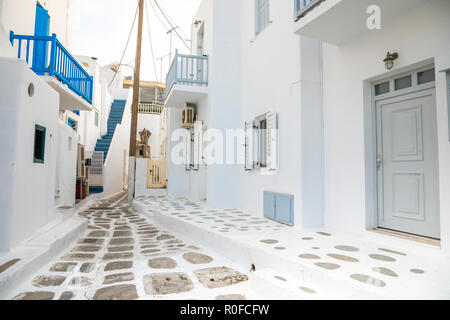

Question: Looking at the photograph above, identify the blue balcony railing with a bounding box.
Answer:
[9,32,93,104]
[166,50,208,98]
[295,0,324,21]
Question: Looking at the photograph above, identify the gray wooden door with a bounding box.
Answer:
[376,89,440,238]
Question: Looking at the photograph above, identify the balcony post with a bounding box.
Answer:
[89,75,94,104]
[49,33,57,76]
[9,31,14,46]
[174,49,178,83]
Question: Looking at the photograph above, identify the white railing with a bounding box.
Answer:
[166,50,208,97]
[138,102,164,115]
[295,0,324,20]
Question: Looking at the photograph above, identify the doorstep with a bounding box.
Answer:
[133,196,450,300]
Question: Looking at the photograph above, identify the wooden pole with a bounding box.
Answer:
[128,0,145,202]
[129,0,145,157]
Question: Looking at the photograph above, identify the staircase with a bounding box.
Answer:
[94,100,126,163]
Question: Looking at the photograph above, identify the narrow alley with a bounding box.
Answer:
[7,193,265,300]
[2,0,450,304]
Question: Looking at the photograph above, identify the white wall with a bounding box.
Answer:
[55,121,77,208]
[166,0,211,203]
[0,58,59,251]
[103,89,132,196]
[100,64,124,90]
[73,56,102,151]
[0,0,14,58]
[137,113,161,159]
[206,0,242,209]
[0,0,70,48]
[60,56,114,152]
[239,0,308,226]
[167,108,190,198]
[320,0,450,252]
[166,0,242,207]
[183,0,213,203]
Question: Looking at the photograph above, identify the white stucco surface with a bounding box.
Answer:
[1,0,71,47]
[0,58,59,251]
[319,0,450,253]
[55,122,78,208]
[137,113,161,159]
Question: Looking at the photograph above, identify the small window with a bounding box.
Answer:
[33,124,46,164]
[418,68,435,85]
[255,0,270,35]
[245,112,278,172]
[375,81,390,96]
[94,111,99,127]
[73,110,80,116]
[395,75,412,91]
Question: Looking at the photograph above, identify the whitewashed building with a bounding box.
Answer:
[165,0,242,207]
[0,0,131,252]
[165,0,450,255]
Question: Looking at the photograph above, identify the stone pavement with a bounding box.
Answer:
[134,196,450,300]
[7,193,263,300]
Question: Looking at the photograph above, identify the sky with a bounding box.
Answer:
[70,0,202,82]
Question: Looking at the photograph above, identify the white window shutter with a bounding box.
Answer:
[193,120,203,170]
[266,112,278,170]
[184,129,192,171]
[245,121,255,170]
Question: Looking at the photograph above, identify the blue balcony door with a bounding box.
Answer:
[32,3,50,74]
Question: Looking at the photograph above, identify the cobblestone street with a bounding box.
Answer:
[7,193,261,300]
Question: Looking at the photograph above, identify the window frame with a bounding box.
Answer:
[33,124,46,164]
[373,65,436,101]
[255,0,270,36]
[245,111,278,174]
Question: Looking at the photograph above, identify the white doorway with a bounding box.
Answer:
[374,65,440,239]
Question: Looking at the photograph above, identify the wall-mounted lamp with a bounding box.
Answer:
[383,52,399,70]
[194,20,202,26]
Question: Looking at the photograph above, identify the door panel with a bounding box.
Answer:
[392,172,424,221]
[33,4,50,73]
[275,194,294,226]
[390,106,423,161]
[376,89,440,238]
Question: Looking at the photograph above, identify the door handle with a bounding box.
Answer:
[377,156,383,169]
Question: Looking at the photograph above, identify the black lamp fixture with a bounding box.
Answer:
[383,52,399,70]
